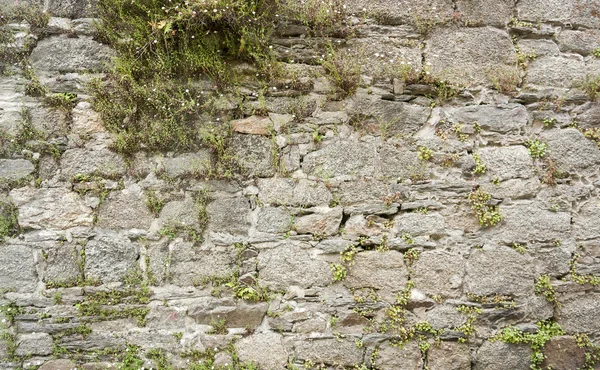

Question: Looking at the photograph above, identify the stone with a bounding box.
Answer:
[412,250,465,298]
[474,341,532,370]
[96,186,154,230]
[168,240,235,286]
[517,39,561,57]
[375,341,423,370]
[378,144,422,181]
[258,243,331,289]
[465,245,535,297]
[235,332,289,369]
[0,243,37,292]
[10,187,94,230]
[496,203,571,243]
[525,56,587,88]
[477,146,535,181]
[0,159,35,182]
[293,207,343,236]
[556,29,600,55]
[573,199,600,240]
[206,197,250,235]
[426,305,467,330]
[456,0,514,26]
[229,133,275,177]
[38,359,78,370]
[231,116,272,135]
[84,232,139,283]
[447,104,529,134]
[557,293,600,335]
[302,141,379,178]
[295,338,363,367]
[71,101,105,136]
[337,179,391,206]
[162,152,211,178]
[394,212,447,237]
[345,0,454,26]
[256,207,292,234]
[427,341,471,370]
[187,297,267,328]
[42,243,81,284]
[344,251,408,296]
[425,26,516,86]
[16,332,53,356]
[517,0,600,29]
[30,35,112,74]
[47,0,98,18]
[541,128,600,171]
[61,147,127,180]
[541,336,586,370]
[157,195,198,229]
[257,178,332,207]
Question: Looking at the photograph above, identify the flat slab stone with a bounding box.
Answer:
[29,35,113,73]
[412,250,465,298]
[477,146,535,181]
[0,243,37,292]
[517,0,600,28]
[84,232,139,283]
[0,159,35,182]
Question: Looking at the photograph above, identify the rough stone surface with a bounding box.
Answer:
[235,332,289,369]
[295,338,363,367]
[541,128,600,171]
[84,232,139,283]
[30,36,113,73]
[257,178,332,206]
[302,141,378,177]
[474,341,532,370]
[557,293,600,335]
[412,251,465,298]
[16,332,53,356]
[428,341,471,370]
[96,186,154,230]
[0,159,35,182]
[229,133,275,177]
[375,341,423,370]
[0,243,37,292]
[206,197,251,235]
[344,251,408,295]
[477,146,535,180]
[541,336,586,370]
[61,146,127,180]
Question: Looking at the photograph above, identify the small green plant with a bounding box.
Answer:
[593,48,600,58]
[321,46,362,99]
[542,117,557,128]
[207,318,228,335]
[403,248,420,266]
[456,305,481,343]
[144,190,165,217]
[330,263,347,282]
[583,127,600,148]
[401,233,414,245]
[468,188,502,227]
[491,176,501,185]
[581,74,600,100]
[471,153,487,175]
[44,92,78,114]
[417,146,433,161]
[511,243,526,254]
[525,139,547,159]
[0,202,19,241]
[489,67,521,95]
[534,275,558,306]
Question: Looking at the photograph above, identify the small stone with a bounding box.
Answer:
[231,115,272,135]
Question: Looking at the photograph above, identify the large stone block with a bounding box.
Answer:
[229,133,275,177]
[375,341,423,370]
[294,207,343,236]
[0,159,35,183]
[465,245,535,297]
[345,0,453,26]
[257,178,332,207]
[477,146,535,181]
[187,297,267,328]
[16,332,53,356]
[427,341,471,370]
[84,232,139,283]
[557,293,600,335]
[425,27,516,86]
[168,240,235,286]
[496,203,571,243]
[517,0,600,28]
[412,250,465,298]
[257,243,331,289]
[10,187,94,230]
[294,338,363,367]
[456,0,515,26]
[446,104,529,134]
[541,128,600,171]
[573,199,600,240]
[556,29,600,55]
[29,35,113,73]
[302,141,379,178]
[344,251,408,297]
[541,336,586,370]
[235,332,289,369]
[474,341,531,370]
[206,197,250,235]
[96,185,154,230]
[61,146,127,180]
[525,56,587,88]
[0,243,37,292]
[394,212,447,237]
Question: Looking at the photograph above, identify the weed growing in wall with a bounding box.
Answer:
[468,187,502,227]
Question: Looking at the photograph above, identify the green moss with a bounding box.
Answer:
[0,202,19,240]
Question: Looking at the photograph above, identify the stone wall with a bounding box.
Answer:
[1,0,600,369]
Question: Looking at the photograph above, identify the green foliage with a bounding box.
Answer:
[207,318,228,335]
[456,305,481,343]
[471,153,487,175]
[525,139,547,159]
[468,188,502,227]
[321,46,362,99]
[534,275,557,306]
[330,263,347,282]
[569,253,600,286]
[583,127,600,148]
[0,202,19,240]
[119,344,146,370]
[511,242,526,255]
[0,302,25,324]
[44,92,78,114]
[593,47,600,58]
[159,190,210,244]
[581,74,600,100]
[417,146,433,161]
[491,320,564,370]
[403,248,420,266]
[144,190,165,217]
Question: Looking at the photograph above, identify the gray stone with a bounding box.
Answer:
[557,293,600,335]
[479,178,541,200]
[447,104,529,134]
[229,133,275,177]
[257,178,332,207]
[425,27,516,86]
[231,115,272,135]
[0,243,37,292]
[236,332,289,369]
[96,186,154,230]
[294,207,343,236]
[84,232,139,283]
[157,195,197,229]
[517,39,560,58]
[477,146,535,180]
[47,0,98,18]
[345,251,408,297]
[426,305,467,330]
[525,56,587,88]
[16,332,53,356]
[61,147,127,180]
[258,243,331,289]
[38,359,78,370]
[162,152,211,178]
[517,0,600,28]
[42,244,81,284]
[295,338,363,367]
[206,197,250,235]
[29,35,112,73]
[379,144,423,181]
[394,212,446,237]
[187,297,267,328]
[302,141,378,178]
[465,245,535,297]
[375,341,423,370]
[573,199,600,240]
[337,179,391,206]
[496,203,571,242]
[169,240,235,286]
[412,251,465,298]
[456,0,514,26]
[474,341,532,370]
[0,159,35,182]
[345,0,453,26]
[428,341,471,370]
[541,128,600,171]
[256,207,292,234]
[10,187,94,230]
[556,29,600,55]
[541,336,586,370]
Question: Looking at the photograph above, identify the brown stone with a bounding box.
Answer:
[541,336,586,370]
[231,115,272,135]
[39,359,78,370]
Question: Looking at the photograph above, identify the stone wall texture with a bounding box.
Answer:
[1,0,600,369]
